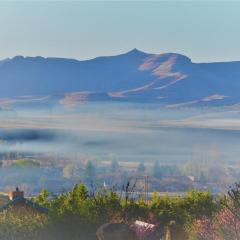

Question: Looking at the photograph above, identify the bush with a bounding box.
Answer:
[0,183,222,239]
[0,208,47,240]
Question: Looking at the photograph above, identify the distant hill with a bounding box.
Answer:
[0,48,240,107]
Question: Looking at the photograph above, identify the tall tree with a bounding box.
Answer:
[137,161,145,173]
[110,159,119,172]
[85,160,96,182]
[153,161,162,179]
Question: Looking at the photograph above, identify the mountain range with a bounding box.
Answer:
[0,48,240,108]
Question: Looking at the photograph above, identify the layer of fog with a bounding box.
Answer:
[1,102,240,164]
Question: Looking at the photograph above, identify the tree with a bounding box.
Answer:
[153,161,162,179]
[199,172,207,184]
[223,182,240,220]
[63,163,76,179]
[137,161,145,173]
[110,159,119,173]
[36,189,49,207]
[85,161,96,182]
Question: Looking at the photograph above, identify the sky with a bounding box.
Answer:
[0,1,239,63]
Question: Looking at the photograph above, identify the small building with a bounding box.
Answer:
[0,187,48,214]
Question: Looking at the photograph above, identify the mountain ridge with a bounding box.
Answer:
[0,49,240,108]
[4,48,240,64]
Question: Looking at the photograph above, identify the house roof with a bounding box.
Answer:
[0,196,48,214]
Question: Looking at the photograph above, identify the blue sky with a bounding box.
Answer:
[0,1,239,62]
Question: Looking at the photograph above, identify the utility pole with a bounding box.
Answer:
[133,175,149,204]
[138,175,149,204]
[145,175,149,204]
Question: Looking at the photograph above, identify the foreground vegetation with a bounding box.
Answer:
[0,182,240,240]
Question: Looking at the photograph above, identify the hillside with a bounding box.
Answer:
[0,49,240,107]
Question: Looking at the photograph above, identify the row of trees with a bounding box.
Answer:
[63,160,182,181]
[0,182,221,240]
[0,154,228,187]
[1,182,240,239]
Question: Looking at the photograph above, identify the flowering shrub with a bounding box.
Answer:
[187,182,240,240]
[188,208,240,240]
[187,216,217,240]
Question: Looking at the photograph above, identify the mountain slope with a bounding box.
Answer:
[0,49,240,107]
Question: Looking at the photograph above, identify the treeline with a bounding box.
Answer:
[1,181,238,240]
[0,182,240,239]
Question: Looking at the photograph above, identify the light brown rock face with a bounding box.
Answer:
[96,223,138,240]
